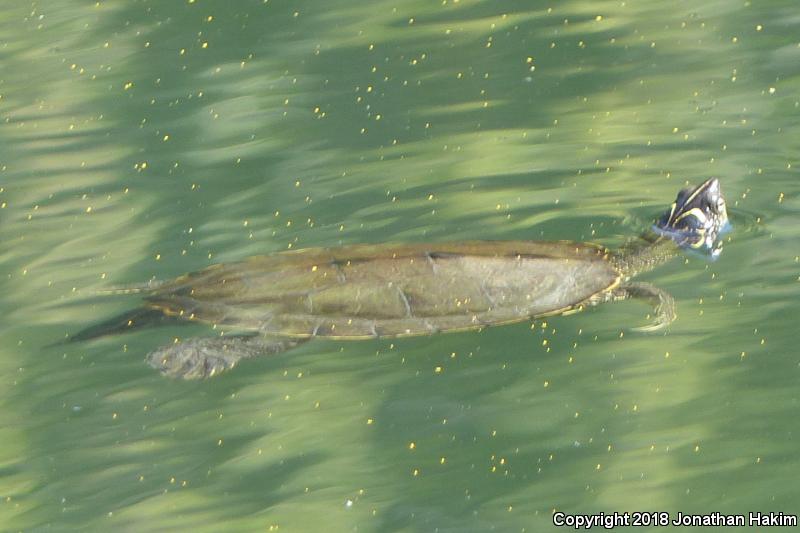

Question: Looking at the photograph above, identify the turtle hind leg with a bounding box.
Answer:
[147,335,308,379]
[70,307,172,342]
[614,281,677,332]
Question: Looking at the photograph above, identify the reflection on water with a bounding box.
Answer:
[1,0,799,530]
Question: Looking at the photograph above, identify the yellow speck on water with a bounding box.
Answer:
[217,439,223,446]
[756,24,763,31]
[366,418,374,425]
[155,253,161,261]
[694,444,700,452]
[440,457,446,465]
[543,380,549,388]
[596,464,601,470]
[434,366,443,374]
[112,412,118,419]
[85,206,93,213]
[163,134,170,141]
[123,81,133,90]
[412,468,419,476]
[408,442,416,450]
[311,265,318,272]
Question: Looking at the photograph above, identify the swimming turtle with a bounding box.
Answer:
[73,178,728,379]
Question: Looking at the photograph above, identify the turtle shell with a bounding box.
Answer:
[145,241,621,339]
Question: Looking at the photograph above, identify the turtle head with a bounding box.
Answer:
[655,178,729,255]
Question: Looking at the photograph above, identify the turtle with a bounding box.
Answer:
[72,178,729,379]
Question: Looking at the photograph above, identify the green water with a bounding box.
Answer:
[1,0,799,531]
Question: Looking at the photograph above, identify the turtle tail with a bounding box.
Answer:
[69,307,173,343]
[92,280,165,295]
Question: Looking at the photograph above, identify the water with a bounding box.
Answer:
[1,1,798,531]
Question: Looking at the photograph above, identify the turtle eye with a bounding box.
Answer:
[674,208,707,234]
[680,214,702,230]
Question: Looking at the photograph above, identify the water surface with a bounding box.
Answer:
[1,0,799,531]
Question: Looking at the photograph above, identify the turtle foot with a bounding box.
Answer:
[147,336,304,379]
[616,281,677,332]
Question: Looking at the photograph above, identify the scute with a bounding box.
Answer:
[145,241,620,338]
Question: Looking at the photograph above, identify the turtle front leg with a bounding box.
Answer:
[147,335,307,379]
[614,281,677,332]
